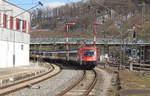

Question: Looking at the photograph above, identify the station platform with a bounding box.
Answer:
[0,62,49,86]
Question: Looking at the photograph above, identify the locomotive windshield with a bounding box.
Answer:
[84,49,95,57]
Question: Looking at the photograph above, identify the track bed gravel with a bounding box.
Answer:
[10,69,82,96]
[92,67,113,96]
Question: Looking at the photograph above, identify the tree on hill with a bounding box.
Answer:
[30,0,150,40]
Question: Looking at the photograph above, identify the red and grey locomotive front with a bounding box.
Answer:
[79,47,97,68]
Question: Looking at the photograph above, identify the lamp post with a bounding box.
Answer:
[64,22,75,61]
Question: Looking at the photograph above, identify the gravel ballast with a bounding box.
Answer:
[11,69,82,96]
[93,67,112,96]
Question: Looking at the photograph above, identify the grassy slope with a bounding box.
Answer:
[119,70,150,96]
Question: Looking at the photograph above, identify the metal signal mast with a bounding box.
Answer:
[92,22,104,46]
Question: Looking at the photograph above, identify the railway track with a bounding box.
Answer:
[0,64,61,96]
[57,69,97,96]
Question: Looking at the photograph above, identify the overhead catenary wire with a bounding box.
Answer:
[16,3,37,6]
[14,1,43,18]
[0,1,43,26]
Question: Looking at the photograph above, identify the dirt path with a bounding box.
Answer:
[95,67,112,96]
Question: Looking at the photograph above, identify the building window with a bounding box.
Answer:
[5,15,9,28]
[9,16,13,30]
[19,20,22,31]
[22,20,26,32]
[16,18,19,30]
[3,14,7,28]
[16,18,22,31]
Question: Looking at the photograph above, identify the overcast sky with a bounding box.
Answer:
[8,0,81,9]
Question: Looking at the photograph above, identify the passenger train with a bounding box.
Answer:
[30,46,98,69]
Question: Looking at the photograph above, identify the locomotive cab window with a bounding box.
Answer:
[84,49,95,57]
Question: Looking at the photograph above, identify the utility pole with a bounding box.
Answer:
[117,15,125,71]
[92,22,103,46]
[120,21,124,70]
[93,24,97,46]
[92,22,104,66]
[64,22,75,61]
[139,2,146,72]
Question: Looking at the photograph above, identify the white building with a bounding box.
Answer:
[0,0,30,68]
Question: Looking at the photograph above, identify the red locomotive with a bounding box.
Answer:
[77,46,97,68]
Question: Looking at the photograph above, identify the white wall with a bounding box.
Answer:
[0,25,30,68]
[0,41,29,68]
[15,43,29,67]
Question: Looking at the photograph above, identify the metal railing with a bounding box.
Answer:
[30,38,150,45]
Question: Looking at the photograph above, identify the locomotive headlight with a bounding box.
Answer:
[87,58,92,61]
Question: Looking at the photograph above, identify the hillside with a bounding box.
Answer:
[30,0,150,40]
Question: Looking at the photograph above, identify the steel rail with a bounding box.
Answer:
[83,69,97,96]
[0,66,53,89]
[57,69,97,96]
[56,70,86,96]
[0,64,62,95]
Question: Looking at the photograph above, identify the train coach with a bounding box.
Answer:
[30,46,98,69]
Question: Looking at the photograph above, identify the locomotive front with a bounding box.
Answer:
[79,46,97,68]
